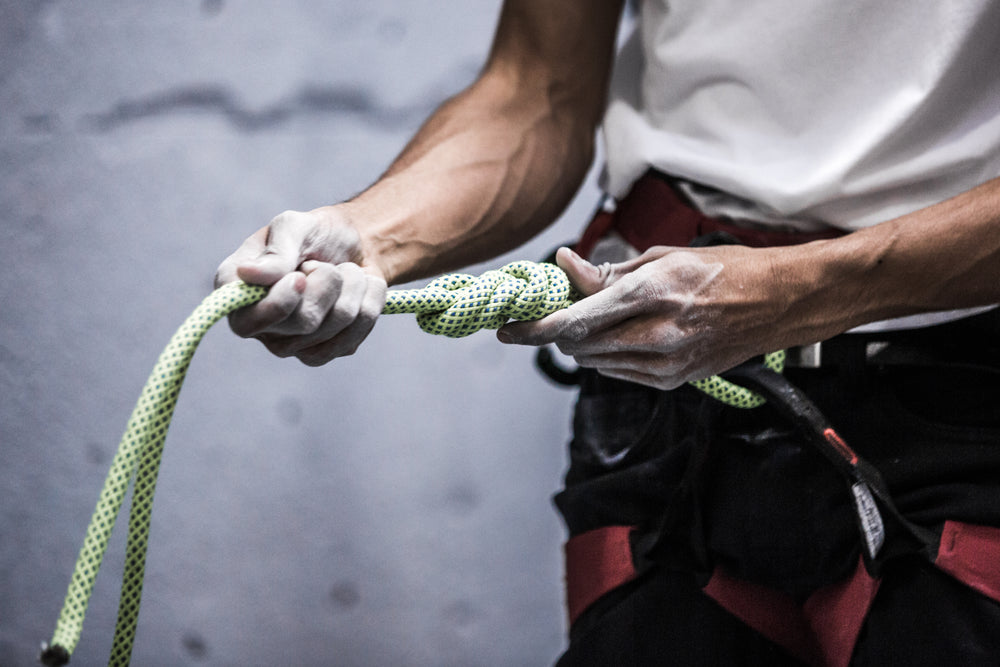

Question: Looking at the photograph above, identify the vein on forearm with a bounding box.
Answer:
[778,176,1000,342]
[340,0,624,286]
[349,82,594,285]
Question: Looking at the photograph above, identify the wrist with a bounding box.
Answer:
[769,230,909,343]
[758,239,873,345]
[789,177,1000,332]
[308,202,395,284]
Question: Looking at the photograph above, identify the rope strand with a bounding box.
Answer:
[43,261,781,665]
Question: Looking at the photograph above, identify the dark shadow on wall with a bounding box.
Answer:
[80,82,447,133]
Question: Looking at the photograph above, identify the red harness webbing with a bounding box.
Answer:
[574,172,844,259]
[935,520,1000,603]
[563,525,637,627]
[565,522,1000,667]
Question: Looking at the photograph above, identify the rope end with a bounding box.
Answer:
[39,643,70,666]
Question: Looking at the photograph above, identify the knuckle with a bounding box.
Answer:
[296,304,326,335]
[359,300,382,322]
[269,209,301,226]
[214,260,235,288]
[304,219,361,264]
[330,299,359,325]
[595,261,616,285]
[339,261,363,276]
[560,311,591,342]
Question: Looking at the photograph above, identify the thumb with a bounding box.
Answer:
[236,213,308,286]
[554,246,618,297]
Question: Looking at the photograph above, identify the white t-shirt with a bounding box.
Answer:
[602,0,1000,232]
[599,0,1000,329]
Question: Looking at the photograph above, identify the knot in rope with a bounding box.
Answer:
[383,260,577,337]
[44,261,786,666]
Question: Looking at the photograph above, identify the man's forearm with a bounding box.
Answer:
[341,72,595,285]
[774,176,1000,345]
[333,0,624,286]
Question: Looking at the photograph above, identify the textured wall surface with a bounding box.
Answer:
[0,2,603,665]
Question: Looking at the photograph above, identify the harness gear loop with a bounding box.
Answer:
[43,262,782,665]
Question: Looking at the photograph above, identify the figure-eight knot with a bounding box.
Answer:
[383,260,576,338]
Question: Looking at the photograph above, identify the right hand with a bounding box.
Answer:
[214,206,387,366]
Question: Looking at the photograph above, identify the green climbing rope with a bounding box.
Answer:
[42,260,783,666]
[381,260,785,408]
[41,281,268,667]
[383,260,575,337]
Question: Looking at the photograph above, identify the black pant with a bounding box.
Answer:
[557,557,1000,666]
[554,310,1000,665]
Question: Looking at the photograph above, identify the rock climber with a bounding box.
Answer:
[216,1,1000,663]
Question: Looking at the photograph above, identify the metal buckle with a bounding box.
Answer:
[787,342,823,368]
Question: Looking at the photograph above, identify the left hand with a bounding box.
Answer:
[497,245,798,390]
[214,206,387,366]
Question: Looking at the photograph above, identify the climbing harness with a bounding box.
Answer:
[41,260,782,666]
[562,360,1000,667]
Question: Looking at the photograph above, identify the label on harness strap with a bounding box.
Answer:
[851,482,885,559]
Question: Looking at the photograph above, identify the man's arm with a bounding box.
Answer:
[215,0,624,364]
[500,176,1000,389]
[349,0,625,285]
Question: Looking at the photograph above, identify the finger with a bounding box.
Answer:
[236,211,311,285]
[215,227,268,288]
[571,349,684,377]
[555,245,659,297]
[499,248,676,346]
[571,340,720,391]
[555,245,678,294]
[497,301,613,346]
[593,366,686,391]
[227,271,306,338]
[554,313,687,357]
[261,260,344,337]
[295,271,387,365]
[261,263,371,359]
[567,347,692,390]
[497,276,647,346]
[553,247,609,297]
[316,262,369,341]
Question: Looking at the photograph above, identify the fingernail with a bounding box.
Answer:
[497,330,516,344]
[561,247,582,262]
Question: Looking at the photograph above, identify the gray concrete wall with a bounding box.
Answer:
[0,2,602,665]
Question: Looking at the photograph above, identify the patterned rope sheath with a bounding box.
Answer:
[41,260,783,666]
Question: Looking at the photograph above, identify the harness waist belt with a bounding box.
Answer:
[574,171,845,260]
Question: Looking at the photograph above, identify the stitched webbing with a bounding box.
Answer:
[42,261,781,666]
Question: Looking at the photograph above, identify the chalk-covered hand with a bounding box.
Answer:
[215,206,387,366]
[497,245,799,390]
